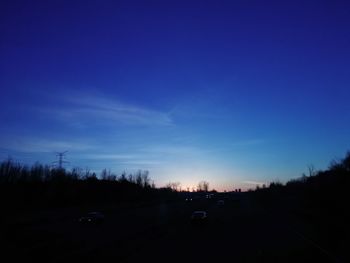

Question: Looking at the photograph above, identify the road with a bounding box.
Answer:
[1,194,342,262]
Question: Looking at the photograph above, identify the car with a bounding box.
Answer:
[191,211,207,223]
[217,200,225,205]
[185,197,193,201]
[78,211,105,224]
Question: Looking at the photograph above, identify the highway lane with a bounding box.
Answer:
[124,195,336,263]
[2,194,339,262]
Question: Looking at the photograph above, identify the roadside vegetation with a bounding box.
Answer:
[251,151,350,260]
[252,151,350,216]
[0,159,177,211]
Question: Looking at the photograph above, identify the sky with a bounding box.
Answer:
[1,0,350,191]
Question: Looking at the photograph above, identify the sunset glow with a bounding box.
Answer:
[1,1,349,190]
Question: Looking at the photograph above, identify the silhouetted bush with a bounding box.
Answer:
[0,158,178,211]
[252,151,350,221]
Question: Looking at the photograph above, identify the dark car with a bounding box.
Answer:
[191,211,207,223]
[78,212,105,224]
[217,200,225,205]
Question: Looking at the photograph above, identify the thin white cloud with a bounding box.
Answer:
[41,93,173,127]
[242,180,267,186]
[168,103,228,120]
[139,145,203,155]
[78,153,164,166]
[82,154,138,160]
[231,139,266,147]
[0,136,92,153]
[117,160,163,165]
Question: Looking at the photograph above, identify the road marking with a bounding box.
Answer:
[261,206,344,263]
[293,229,344,263]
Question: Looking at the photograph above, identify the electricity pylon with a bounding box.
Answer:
[53,151,69,169]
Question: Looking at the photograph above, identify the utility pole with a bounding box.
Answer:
[53,151,69,169]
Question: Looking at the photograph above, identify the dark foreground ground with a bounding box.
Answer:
[1,193,347,263]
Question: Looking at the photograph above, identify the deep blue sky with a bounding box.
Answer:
[1,0,349,190]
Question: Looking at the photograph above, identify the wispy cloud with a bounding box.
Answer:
[168,102,229,120]
[0,136,92,153]
[242,180,267,186]
[231,139,266,147]
[139,145,203,155]
[79,153,165,166]
[40,93,173,127]
[82,154,140,160]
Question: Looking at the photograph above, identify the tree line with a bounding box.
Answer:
[0,158,177,210]
[252,151,350,238]
[251,151,350,261]
[165,180,210,192]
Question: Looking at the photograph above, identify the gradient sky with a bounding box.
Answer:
[1,0,350,191]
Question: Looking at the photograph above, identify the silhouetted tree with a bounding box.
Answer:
[165,182,181,191]
[141,170,150,188]
[197,181,209,192]
[0,158,181,210]
[119,171,127,182]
